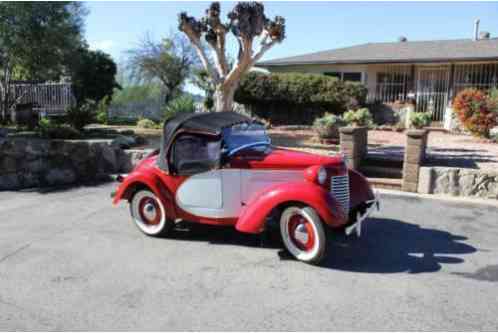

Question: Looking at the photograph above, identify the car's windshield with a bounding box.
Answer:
[222,122,271,156]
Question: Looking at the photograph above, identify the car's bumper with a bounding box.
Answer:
[345,191,380,237]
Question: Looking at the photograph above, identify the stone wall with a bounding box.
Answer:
[339,126,368,170]
[418,167,498,199]
[402,129,428,192]
[0,138,149,190]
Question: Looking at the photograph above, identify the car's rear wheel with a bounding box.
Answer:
[280,206,326,263]
[130,189,173,236]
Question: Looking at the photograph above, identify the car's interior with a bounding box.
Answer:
[170,134,221,175]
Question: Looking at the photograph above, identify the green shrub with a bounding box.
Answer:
[343,108,373,127]
[410,112,432,129]
[137,118,158,129]
[453,88,497,138]
[66,99,97,131]
[95,96,110,125]
[234,72,367,125]
[162,95,196,121]
[313,113,345,139]
[37,118,81,139]
[106,117,138,126]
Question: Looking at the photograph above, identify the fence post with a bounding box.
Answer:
[339,126,368,170]
[402,129,428,192]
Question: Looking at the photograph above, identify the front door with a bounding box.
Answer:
[416,66,450,125]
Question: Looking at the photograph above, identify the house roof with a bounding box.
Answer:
[258,38,498,67]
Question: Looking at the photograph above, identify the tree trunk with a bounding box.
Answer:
[213,84,236,112]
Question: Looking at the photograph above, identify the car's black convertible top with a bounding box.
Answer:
[158,111,253,172]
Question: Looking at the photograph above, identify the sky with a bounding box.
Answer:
[84,1,498,92]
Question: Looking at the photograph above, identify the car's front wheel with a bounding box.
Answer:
[280,205,326,263]
[130,189,173,237]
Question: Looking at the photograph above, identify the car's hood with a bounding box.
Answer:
[230,148,344,170]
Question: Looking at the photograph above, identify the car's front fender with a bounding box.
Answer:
[235,181,347,234]
[112,171,176,219]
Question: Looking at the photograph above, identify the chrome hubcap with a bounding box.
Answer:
[143,202,156,221]
[294,223,309,244]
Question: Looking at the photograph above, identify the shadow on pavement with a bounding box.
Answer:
[319,217,477,273]
[167,217,476,274]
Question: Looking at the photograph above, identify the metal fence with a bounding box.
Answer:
[453,62,498,94]
[415,66,450,122]
[373,65,412,103]
[11,82,75,115]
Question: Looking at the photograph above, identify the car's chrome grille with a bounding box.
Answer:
[331,175,350,213]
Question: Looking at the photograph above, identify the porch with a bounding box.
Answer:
[365,62,498,126]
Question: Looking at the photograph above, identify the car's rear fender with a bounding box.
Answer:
[235,181,347,234]
[112,171,177,219]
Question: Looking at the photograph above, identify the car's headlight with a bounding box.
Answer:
[317,166,327,185]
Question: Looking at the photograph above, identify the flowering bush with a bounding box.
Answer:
[453,89,497,138]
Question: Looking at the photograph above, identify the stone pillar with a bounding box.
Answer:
[402,129,428,192]
[339,126,368,170]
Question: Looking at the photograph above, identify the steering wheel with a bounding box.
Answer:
[227,141,271,157]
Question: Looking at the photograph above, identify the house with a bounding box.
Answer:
[258,25,498,127]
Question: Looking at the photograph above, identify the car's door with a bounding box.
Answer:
[173,134,242,219]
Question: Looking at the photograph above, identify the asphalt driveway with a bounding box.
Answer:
[1,183,497,330]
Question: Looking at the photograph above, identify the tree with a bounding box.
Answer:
[0,2,87,122]
[70,48,121,105]
[178,2,285,112]
[126,33,198,105]
[191,68,215,110]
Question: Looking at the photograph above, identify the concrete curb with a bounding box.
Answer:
[376,187,498,208]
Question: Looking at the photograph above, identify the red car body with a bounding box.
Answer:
[113,112,378,263]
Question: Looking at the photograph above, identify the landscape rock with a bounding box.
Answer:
[423,166,498,199]
[111,135,136,149]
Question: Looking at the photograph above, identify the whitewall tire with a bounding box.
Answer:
[130,189,173,237]
[280,206,326,263]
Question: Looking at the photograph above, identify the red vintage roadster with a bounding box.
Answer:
[113,112,379,263]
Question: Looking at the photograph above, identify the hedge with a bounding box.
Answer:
[234,72,368,125]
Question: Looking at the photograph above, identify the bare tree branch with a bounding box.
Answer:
[179,12,220,84]
[178,2,286,112]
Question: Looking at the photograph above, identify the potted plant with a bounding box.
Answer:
[343,108,373,127]
[313,113,345,140]
[410,112,432,129]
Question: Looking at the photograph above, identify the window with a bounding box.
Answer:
[454,63,498,94]
[324,71,363,83]
[343,72,362,82]
[171,134,220,175]
[324,72,341,79]
[374,65,412,103]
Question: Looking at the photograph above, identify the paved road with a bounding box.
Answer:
[1,183,498,330]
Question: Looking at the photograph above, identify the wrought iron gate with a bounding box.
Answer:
[416,66,450,123]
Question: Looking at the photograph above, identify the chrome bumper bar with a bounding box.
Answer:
[345,192,380,237]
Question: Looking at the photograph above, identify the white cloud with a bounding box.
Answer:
[89,40,115,52]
